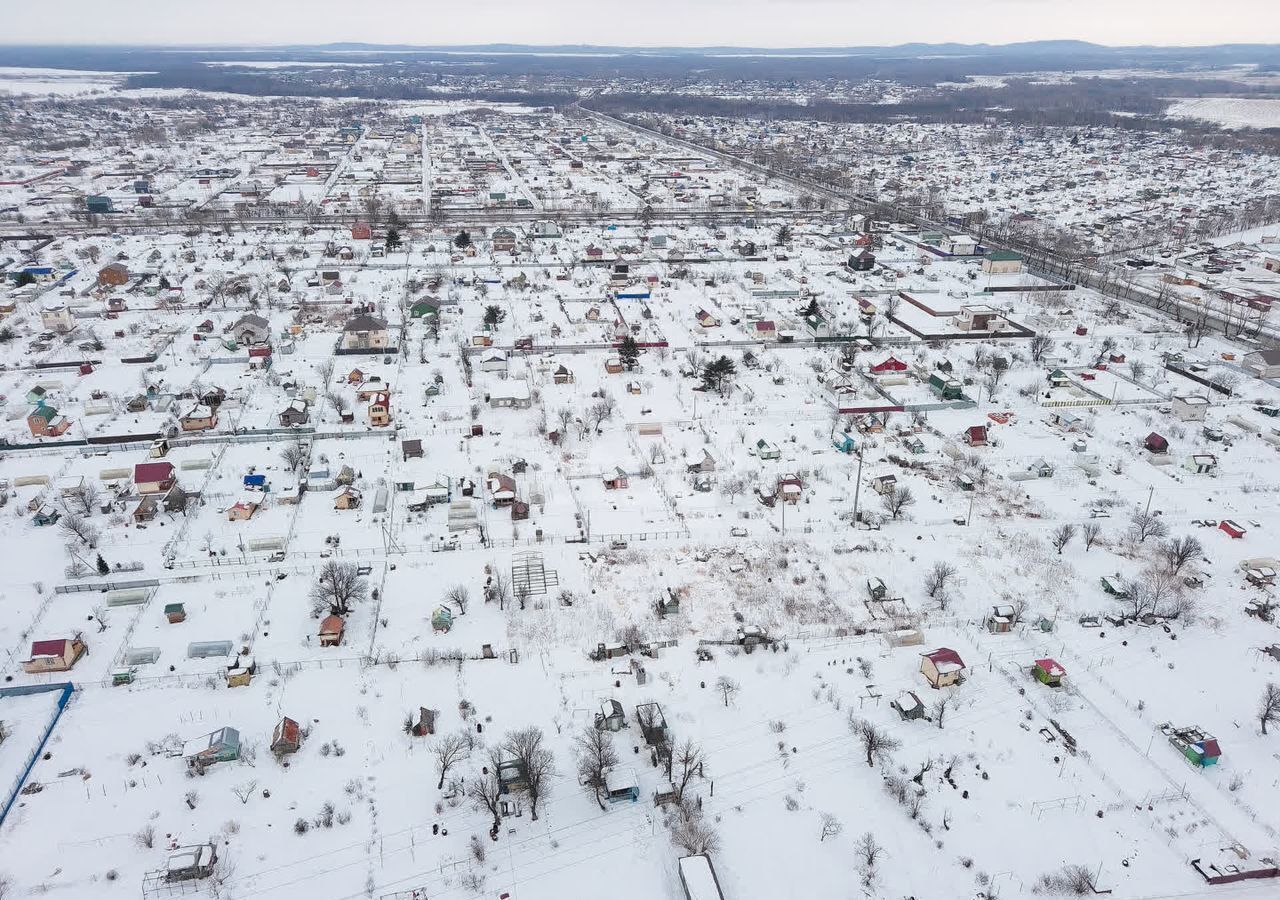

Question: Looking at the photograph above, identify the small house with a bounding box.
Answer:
[965,425,989,447]
[603,467,629,490]
[232,314,270,347]
[341,314,390,351]
[278,399,309,427]
[870,355,908,374]
[1145,432,1169,454]
[1172,395,1209,422]
[431,605,454,633]
[596,699,627,732]
[134,461,176,495]
[23,637,87,673]
[412,707,437,737]
[271,717,302,755]
[1186,454,1218,475]
[602,767,640,803]
[183,726,241,772]
[368,391,392,426]
[871,474,898,495]
[754,439,781,460]
[982,250,1023,274]
[1100,575,1129,598]
[226,498,258,521]
[98,262,129,287]
[180,404,218,432]
[920,647,965,689]
[928,372,963,400]
[333,486,362,510]
[1220,519,1246,539]
[986,604,1016,633]
[891,691,926,721]
[319,615,345,647]
[1167,726,1221,768]
[165,602,186,624]
[402,439,424,460]
[1032,658,1065,687]
[27,404,70,438]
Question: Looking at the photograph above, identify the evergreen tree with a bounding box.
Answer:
[385,227,402,251]
[96,553,110,576]
[618,336,640,370]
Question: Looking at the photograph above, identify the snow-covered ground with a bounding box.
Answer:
[2,92,1280,900]
[1165,97,1280,130]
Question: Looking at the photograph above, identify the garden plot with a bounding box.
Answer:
[119,580,258,679]
[0,688,63,800]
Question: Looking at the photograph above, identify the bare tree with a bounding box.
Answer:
[848,715,900,767]
[819,812,843,842]
[488,567,511,610]
[932,691,956,729]
[1128,509,1168,544]
[854,831,884,889]
[433,731,472,789]
[574,726,619,810]
[1120,566,1183,619]
[1029,333,1055,363]
[669,738,706,802]
[880,485,916,520]
[467,750,505,834]
[1082,521,1101,551]
[445,584,470,615]
[502,727,555,821]
[69,481,99,516]
[1051,523,1077,555]
[670,804,720,855]
[1160,535,1203,574]
[59,512,99,546]
[231,780,258,804]
[309,561,368,616]
[555,407,574,436]
[280,443,307,470]
[925,561,957,599]
[1259,683,1280,735]
[714,676,740,708]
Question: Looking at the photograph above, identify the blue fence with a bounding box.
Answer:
[0,682,75,827]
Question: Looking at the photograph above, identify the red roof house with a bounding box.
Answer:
[351,222,372,241]
[1145,432,1169,454]
[920,648,965,688]
[1220,519,1246,539]
[870,355,908,374]
[134,461,176,495]
[966,425,989,446]
[24,637,86,673]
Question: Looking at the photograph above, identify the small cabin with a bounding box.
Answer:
[920,647,965,689]
[271,717,302,755]
[319,614,345,647]
[602,767,640,803]
[891,691,926,721]
[1032,658,1065,687]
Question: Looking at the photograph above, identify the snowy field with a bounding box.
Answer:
[1166,97,1280,130]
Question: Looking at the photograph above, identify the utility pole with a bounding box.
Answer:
[851,444,865,526]
[1144,485,1154,516]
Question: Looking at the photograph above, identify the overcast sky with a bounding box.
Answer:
[5,1,1278,48]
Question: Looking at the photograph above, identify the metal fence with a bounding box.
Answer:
[0,682,76,827]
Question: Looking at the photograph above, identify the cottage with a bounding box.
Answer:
[232,314,270,347]
[1186,453,1218,475]
[754,439,781,460]
[368,391,392,426]
[319,614,345,647]
[27,403,70,438]
[1220,519,1246,539]
[1032,658,1065,687]
[848,249,876,271]
[341,314,390,351]
[278,399,309,427]
[1167,726,1221,768]
[870,355,908,374]
[183,726,240,772]
[491,227,517,254]
[132,461,176,495]
[410,297,441,319]
[602,767,640,803]
[553,364,574,384]
[226,497,258,521]
[271,717,302,755]
[489,382,532,409]
[132,495,159,523]
[753,320,777,341]
[333,486,362,510]
[23,637,86,673]
[479,349,509,373]
[871,473,898,495]
[431,604,454,633]
[98,262,129,287]
[1144,432,1169,454]
[891,691,926,721]
[1172,395,1209,422]
[488,472,517,506]
[982,250,1023,274]
[597,699,627,732]
[965,425,989,447]
[180,404,218,432]
[1242,349,1280,379]
[986,604,1016,633]
[920,647,965,688]
[603,467,629,490]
